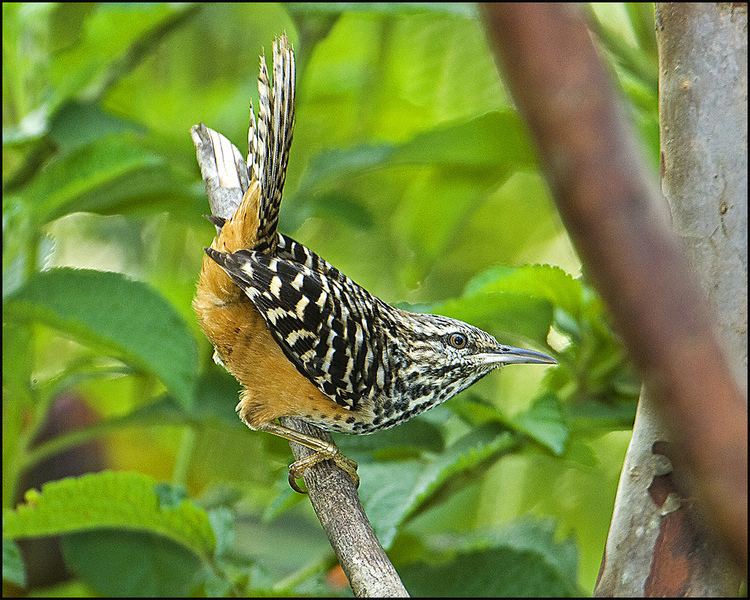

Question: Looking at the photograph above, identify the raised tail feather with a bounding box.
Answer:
[191,34,296,251]
[248,33,296,253]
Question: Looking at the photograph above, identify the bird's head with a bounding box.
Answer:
[393,310,556,408]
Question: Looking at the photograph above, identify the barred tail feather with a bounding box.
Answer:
[248,33,296,253]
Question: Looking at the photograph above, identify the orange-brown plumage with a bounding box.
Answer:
[193,183,353,429]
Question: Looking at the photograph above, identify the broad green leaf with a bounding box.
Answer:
[19,133,163,223]
[512,393,569,456]
[5,268,198,408]
[446,394,568,455]
[359,424,519,548]
[206,507,235,560]
[61,530,203,597]
[399,518,580,597]
[3,471,215,561]
[289,144,395,200]
[434,291,554,348]
[563,398,637,433]
[49,101,144,152]
[49,4,199,111]
[283,191,375,232]
[2,323,33,506]
[2,539,26,588]
[335,416,445,458]
[391,111,536,170]
[465,264,583,320]
[289,112,533,210]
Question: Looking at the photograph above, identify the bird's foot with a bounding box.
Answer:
[288,446,359,493]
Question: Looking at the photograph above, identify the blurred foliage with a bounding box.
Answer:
[2,3,657,597]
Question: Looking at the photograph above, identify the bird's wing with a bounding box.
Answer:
[206,247,387,410]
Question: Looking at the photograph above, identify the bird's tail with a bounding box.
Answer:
[191,33,296,254]
[248,33,296,253]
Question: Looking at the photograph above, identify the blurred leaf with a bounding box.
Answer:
[399,518,580,596]
[435,291,554,348]
[446,393,509,428]
[262,476,306,523]
[290,143,395,199]
[564,398,637,433]
[465,264,583,320]
[49,101,145,152]
[285,191,375,232]
[2,539,26,589]
[288,111,533,211]
[49,4,200,112]
[391,111,536,170]
[2,323,33,504]
[335,417,445,458]
[585,4,658,89]
[286,3,478,18]
[624,3,657,61]
[359,424,519,548]
[512,393,569,456]
[5,268,198,408]
[207,507,235,559]
[191,367,243,426]
[3,471,216,560]
[17,133,181,223]
[61,530,202,597]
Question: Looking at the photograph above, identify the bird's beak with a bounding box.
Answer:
[477,345,557,366]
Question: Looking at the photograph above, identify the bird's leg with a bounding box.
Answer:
[256,422,359,493]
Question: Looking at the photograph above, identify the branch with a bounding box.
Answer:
[192,126,409,598]
[480,3,747,574]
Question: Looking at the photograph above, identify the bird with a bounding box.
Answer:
[192,34,556,493]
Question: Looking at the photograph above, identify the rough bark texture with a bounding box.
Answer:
[282,418,410,597]
[657,2,747,390]
[480,3,748,593]
[597,4,747,594]
[192,126,408,598]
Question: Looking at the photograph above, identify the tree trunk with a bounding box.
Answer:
[596,3,746,595]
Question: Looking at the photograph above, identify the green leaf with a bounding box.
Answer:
[465,264,583,320]
[3,471,216,561]
[434,291,554,348]
[289,111,533,207]
[207,507,235,559]
[512,393,569,456]
[399,518,580,596]
[2,323,33,505]
[335,417,445,458]
[391,111,536,170]
[19,133,163,223]
[2,539,26,588]
[290,143,395,200]
[61,530,202,597]
[5,268,198,408]
[48,4,199,111]
[49,101,144,152]
[563,398,637,433]
[359,424,520,548]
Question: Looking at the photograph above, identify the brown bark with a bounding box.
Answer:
[480,4,747,592]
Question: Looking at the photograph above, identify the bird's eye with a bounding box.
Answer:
[448,333,467,349]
